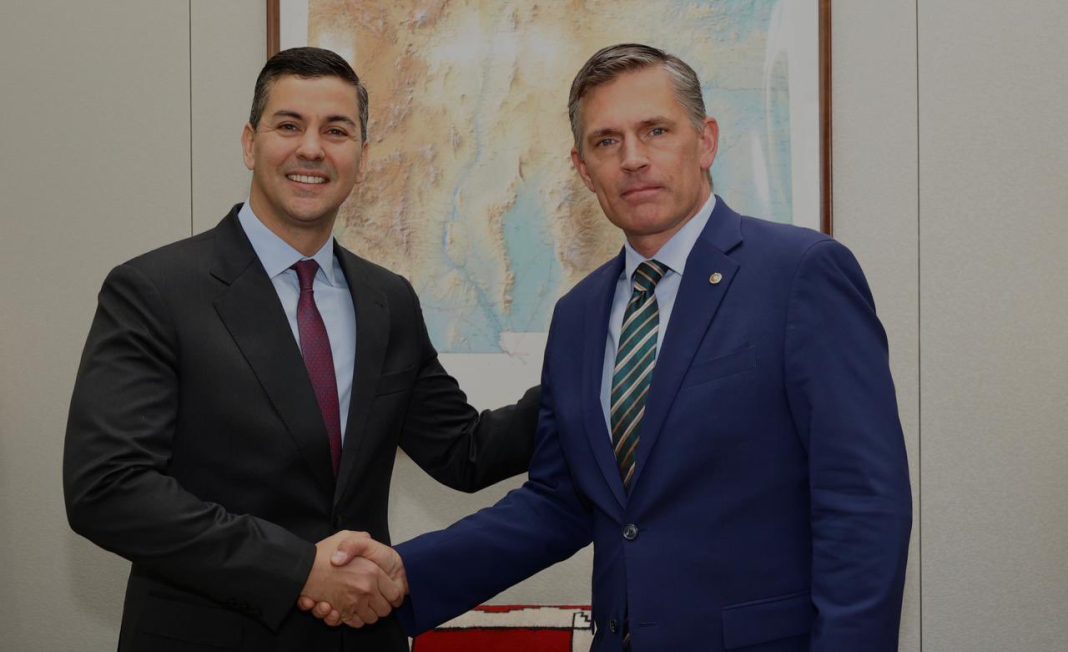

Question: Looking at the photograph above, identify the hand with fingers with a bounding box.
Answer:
[297,530,408,628]
[298,530,408,628]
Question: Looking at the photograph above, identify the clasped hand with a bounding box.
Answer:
[297,530,407,628]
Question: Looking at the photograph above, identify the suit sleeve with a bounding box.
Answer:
[783,240,913,650]
[397,278,540,491]
[394,308,593,634]
[63,264,314,631]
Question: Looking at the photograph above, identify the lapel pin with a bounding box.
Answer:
[709,272,723,285]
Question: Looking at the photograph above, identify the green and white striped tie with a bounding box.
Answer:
[610,259,668,491]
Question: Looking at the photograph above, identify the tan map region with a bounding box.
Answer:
[307,1,774,351]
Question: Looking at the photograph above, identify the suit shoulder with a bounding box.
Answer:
[735,213,863,272]
[113,229,217,283]
[556,255,620,309]
[738,214,831,254]
[735,215,874,308]
[108,209,241,292]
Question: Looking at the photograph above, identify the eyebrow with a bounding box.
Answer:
[270,110,358,129]
[641,115,676,127]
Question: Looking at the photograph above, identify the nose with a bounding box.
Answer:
[295,130,325,161]
[620,138,648,172]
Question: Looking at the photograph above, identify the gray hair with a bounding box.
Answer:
[568,43,707,150]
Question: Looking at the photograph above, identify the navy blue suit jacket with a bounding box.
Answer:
[397,198,912,651]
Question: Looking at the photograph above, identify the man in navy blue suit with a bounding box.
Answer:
[315,43,912,651]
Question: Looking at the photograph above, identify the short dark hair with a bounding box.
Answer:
[249,47,369,142]
[568,43,706,149]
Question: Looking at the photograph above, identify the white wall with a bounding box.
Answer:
[1,1,1065,650]
[918,3,1068,649]
[0,1,193,648]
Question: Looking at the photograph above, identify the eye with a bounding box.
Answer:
[277,122,300,133]
[594,137,618,148]
[649,126,667,137]
[325,127,350,138]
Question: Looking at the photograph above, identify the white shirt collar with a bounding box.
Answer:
[622,192,717,281]
[237,201,341,286]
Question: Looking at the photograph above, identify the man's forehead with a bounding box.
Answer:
[264,75,360,118]
[581,69,681,130]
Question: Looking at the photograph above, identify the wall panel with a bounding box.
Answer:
[0,1,192,649]
[919,3,1068,650]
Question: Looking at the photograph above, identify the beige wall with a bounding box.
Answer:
[918,3,1068,649]
[1,1,1065,650]
[0,1,193,648]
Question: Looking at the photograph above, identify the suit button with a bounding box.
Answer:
[609,618,619,633]
[622,524,639,541]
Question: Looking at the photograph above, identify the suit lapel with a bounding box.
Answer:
[210,209,336,497]
[629,198,744,493]
[582,252,629,510]
[333,247,389,505]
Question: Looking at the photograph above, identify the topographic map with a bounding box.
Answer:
[298,0,811,354]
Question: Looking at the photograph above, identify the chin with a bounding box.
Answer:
[285,201,333,223]
[626,213,672,233]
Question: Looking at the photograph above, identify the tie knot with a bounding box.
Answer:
[292,259,320,291]
[632,259,667,294]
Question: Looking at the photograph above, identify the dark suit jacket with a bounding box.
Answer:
[397,197,912,651]
[64,205,539,651]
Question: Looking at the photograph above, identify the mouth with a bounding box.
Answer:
[286,173,329,185]
[621,185,662,200]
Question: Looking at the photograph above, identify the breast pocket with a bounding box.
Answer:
[683,345,757,388]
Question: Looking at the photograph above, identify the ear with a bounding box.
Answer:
[698,117,719,172]
[570,147,596,192]
[356,142,369,183]
[241,123,256,171]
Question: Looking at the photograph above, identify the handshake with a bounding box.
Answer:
[296,530,407,628]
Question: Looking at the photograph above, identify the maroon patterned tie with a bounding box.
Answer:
[292,260,342,476]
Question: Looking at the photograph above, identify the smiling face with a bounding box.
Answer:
[570,65,718,258]
[241,74,366,244]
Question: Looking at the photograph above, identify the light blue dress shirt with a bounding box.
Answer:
[599,192,717,435]
[238,203,357,440]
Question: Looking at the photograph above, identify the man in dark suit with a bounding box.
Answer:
[63,47,538,651]
[324,43,913,650]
